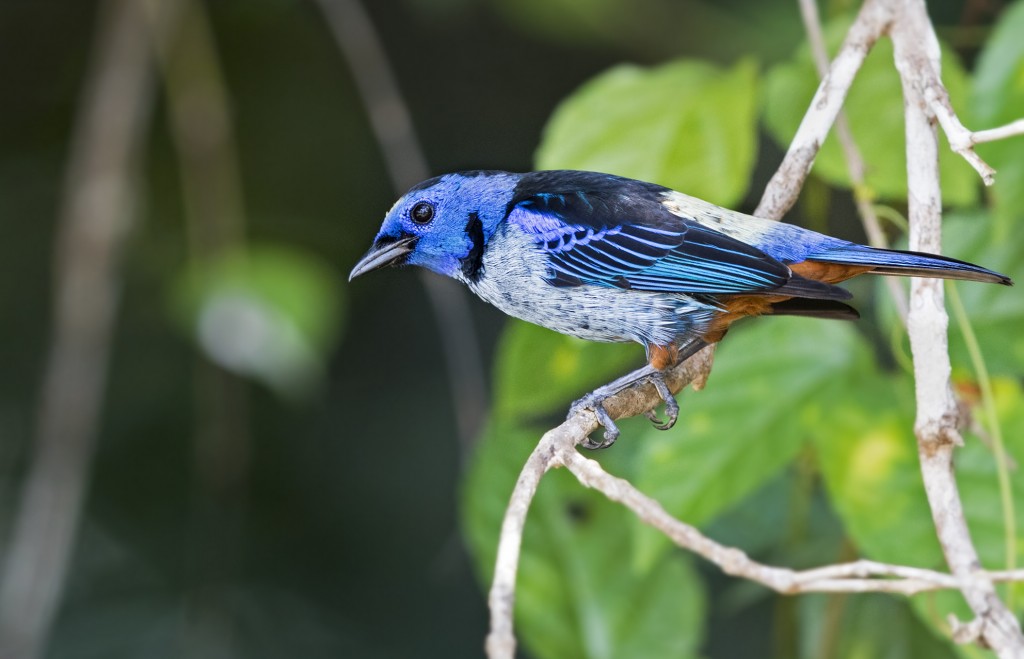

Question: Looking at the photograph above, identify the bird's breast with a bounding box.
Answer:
[461,223,716,347]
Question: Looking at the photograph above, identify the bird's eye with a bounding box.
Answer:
[410,201,435,224]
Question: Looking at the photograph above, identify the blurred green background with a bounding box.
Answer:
[2,0,1023,657]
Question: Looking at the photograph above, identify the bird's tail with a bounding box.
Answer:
[806,245,1013,286]
[768,298,860,321]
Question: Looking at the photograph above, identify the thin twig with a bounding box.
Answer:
[314,0,488,457]
[0,0,165,657]
[561,448,1024,595]
[893,7,1024,186]
[798,0,909,320]
[972,119,1024,145]
[755,0,893,219]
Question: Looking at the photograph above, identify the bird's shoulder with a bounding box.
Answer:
[506,170,677,231]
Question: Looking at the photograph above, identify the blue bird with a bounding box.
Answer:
[349,170,1012,448]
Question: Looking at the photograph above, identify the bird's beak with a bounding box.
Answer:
[348,235,418,281]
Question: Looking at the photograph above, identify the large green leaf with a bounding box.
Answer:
[814,371,1024,645]
[492,320,639,423]
[461,422,706,659]
[972,0,1024,232]
[631,316,874,567]
[536,58,761,207]
[764,16,977,206]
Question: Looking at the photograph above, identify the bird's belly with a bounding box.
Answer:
[464,224,716,346]
[469,277,713,346]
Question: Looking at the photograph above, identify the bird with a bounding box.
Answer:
[349,170,1012,448]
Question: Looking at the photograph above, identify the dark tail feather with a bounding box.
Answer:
[768,298,860,321]
[772,274,854,301]
[809,246,1013,286]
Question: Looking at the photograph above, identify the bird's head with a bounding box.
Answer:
[349,171,520,281]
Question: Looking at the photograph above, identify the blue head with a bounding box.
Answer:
[349,171,521,281]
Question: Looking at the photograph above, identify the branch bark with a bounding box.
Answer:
[892,0,1024,653]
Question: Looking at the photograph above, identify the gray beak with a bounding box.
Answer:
[348,235,418,281]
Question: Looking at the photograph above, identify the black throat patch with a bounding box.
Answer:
[461,213,485,282]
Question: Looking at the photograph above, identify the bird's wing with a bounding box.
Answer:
[507,190,792,294]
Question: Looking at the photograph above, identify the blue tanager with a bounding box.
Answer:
[350,170,1011,447]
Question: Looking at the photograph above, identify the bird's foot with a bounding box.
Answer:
[568,366,680,450]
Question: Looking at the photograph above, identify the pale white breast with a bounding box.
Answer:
[459,222,714,347]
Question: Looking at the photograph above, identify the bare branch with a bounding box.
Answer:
[892,0,1024,654]
[890,4,1024,186]
[0,0,167,656]
[972,119,1024,146]
[798,0,909,320]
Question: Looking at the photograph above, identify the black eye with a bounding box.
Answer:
[410,201,435,224]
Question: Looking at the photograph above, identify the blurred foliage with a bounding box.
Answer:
[970,0,1024,236]
[538,59,761,207]
[462,2,1024,657]
[172,244,344,398]
[764,14,978,206]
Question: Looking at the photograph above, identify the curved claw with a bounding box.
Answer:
[646,410,673,431]
[649,372,680,431]
[580,401,620,449]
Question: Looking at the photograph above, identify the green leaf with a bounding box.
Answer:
[492,320,638,422]
[632,316,874,567]
[971,0,1024,232]
[461,422,706,659]
[764,16,977,206]
[813,376,942,566]
[815,371,1024,642]
[172,244,344,397]
[798,593,957,659]
[943,214,1024,375]
[536,58,761,207]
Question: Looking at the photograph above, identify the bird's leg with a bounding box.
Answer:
[568,339,707,449]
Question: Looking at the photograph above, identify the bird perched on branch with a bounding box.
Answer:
[350,170,1012,448]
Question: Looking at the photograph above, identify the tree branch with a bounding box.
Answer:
[892,0,1024,654]
[798,0,909,320]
